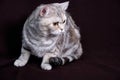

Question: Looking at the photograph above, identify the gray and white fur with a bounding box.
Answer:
[14,1,83,70]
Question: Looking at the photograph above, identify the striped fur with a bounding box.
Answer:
[14,1,83,70]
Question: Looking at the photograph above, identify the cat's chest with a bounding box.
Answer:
[37,37,58,50]
[40,38,53,46]
[57,33,74,49]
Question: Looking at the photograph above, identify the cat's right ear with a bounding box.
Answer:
[59,1,69,10]
[40,6,49,17]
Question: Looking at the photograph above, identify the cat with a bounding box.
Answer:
[14,1,83,70]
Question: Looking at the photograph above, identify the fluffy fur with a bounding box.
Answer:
[14,1,83,70]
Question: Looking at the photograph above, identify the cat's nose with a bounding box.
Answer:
[60,28,63,31]
[58,26,64,31]
[60,28,64,32]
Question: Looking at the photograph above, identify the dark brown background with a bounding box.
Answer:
[0,0,120,80]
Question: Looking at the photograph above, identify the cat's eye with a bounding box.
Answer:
[53,22,59,26]
[63,20,66,23]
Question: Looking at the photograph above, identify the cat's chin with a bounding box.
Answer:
[51,31,64,35]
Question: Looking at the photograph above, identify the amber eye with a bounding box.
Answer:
[53,22,59,26]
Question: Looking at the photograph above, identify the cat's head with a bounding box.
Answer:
[37,1,69,35]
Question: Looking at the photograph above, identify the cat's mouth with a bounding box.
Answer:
[51,30,64,35]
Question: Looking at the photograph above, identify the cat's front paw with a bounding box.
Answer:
[14,59,27,67]
[41,63,52,70]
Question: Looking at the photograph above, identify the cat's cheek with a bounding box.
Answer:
[48,24,55,30]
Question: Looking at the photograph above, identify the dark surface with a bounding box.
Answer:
[0,0,120,80]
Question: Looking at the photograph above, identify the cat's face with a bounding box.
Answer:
[38,1,69,35]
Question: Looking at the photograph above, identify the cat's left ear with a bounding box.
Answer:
[59,1,69,10]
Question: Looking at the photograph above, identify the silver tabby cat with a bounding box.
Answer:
[14,1,83,70]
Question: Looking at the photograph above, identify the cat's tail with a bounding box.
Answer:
[49,55,78,66]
